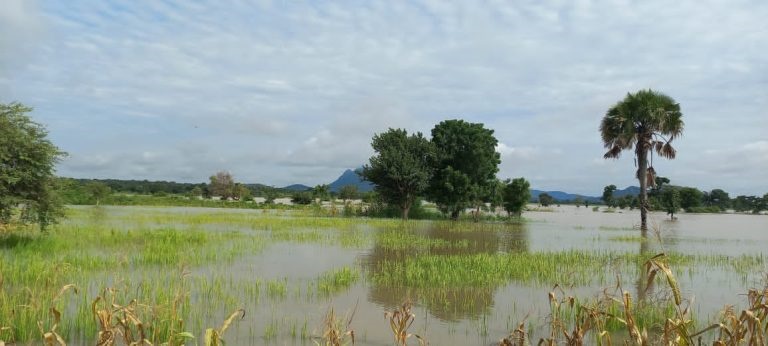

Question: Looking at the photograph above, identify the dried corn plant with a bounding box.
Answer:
[314,306,355,346]
[385,300,425,346]
[203,308,245,346]
[37,284,78,346]
[92,288,151,346]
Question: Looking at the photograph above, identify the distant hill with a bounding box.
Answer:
[614,186,641,198]
[329,168,374,193]
[530,186,640,203]
[282,184,311,191]
[530,190,601,203]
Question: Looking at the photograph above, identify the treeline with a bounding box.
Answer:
[601,178,767,215]
[55,176,296,205]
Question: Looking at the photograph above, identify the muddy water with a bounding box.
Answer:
[73,206,768,345]
[177,206,764,345]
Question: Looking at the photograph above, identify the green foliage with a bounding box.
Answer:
[361,128,434,220]
[538,193,554,207]
[600,89,684,231]
[209,171,236,199]
[660,186,681,219]
[602,185,616,207]
[502,178,530,217]
[291,191,313,205]
[427,120,500,220]
[0,102,66,230]
[703,188,730,211]
[338,185,359,201]
[678,186,703,211]
[311,184,330,201]
[85,181,111,205]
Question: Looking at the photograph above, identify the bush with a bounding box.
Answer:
[686,206,722,213]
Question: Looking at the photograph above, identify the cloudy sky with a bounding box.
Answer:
[2,0,766,196]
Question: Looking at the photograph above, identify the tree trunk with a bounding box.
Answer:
[636,138,649,235]
[401,204,410,220]
[450,209,460,220]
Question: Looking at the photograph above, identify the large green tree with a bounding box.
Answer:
[502,177,531,217]
[427,120,500,220]
[678,186,703,211]
[0,102,66,230]
[361,128,434,220]
[600,90,684,233]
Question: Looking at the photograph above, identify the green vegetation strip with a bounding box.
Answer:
[369,251,765,288]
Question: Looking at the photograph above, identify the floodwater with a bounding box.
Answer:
[70,205,768,345]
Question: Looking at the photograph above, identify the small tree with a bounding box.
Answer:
[660,186,681,219]
[85,181,111,205]
[1,102,66,230]
[602,185,617,207]
[538,193,554,207]
[291,192,313,205]
[234,184,252,201]
[187,186,203,199]
[312,184,331,202]
[209,171,236,199]
[502,178,531,217]
[338,185,358,202]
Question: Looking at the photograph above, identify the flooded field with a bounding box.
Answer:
[1,205,766,345]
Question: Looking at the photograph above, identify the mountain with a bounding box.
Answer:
[530,186,640,203]
[282,184,311,191]
[613,186,641,198]
[328,169,374,193]
[530,190,602,203]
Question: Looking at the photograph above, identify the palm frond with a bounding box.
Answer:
[660,142,676,159]
[603,146,622,159]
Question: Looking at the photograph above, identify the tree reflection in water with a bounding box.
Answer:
[362,221,529,321]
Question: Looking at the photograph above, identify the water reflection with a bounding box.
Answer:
[363,222,529,321]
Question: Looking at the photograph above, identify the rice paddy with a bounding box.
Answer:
[0,205,766,344]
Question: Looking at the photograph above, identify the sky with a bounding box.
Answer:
[1,0,766,196]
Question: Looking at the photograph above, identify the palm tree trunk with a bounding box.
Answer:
[636,139,649,235]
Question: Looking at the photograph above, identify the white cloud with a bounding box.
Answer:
[3,0,767,194]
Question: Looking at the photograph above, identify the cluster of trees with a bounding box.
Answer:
[601,177,768,217]
[361,120,530,220]
[289,184,360,205]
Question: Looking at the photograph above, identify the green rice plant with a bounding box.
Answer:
[315,267,359,297]
[266,279,288,298]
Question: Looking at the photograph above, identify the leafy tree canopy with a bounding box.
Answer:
[209,171,236,199]
[427,120,500,219]
[503,177,531,216]
[0,102,66,230]
[361,128,434,220]
[538,193,555,207]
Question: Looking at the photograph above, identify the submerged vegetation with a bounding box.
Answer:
[0,206,766,344]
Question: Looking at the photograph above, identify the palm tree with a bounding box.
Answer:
[600,89,684,234]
